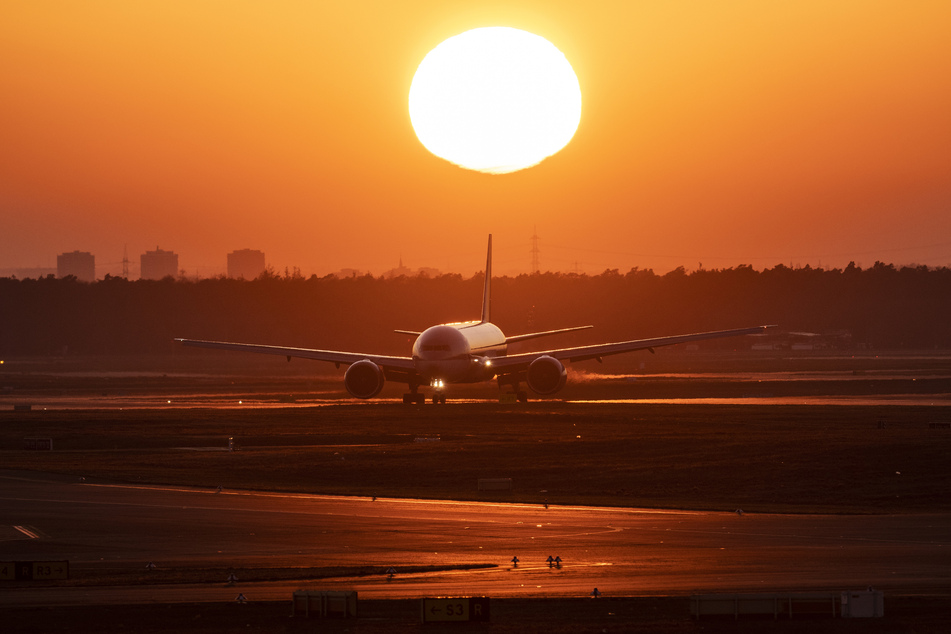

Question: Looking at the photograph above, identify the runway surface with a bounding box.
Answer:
[2,471,948,606]
[5,391,950,409]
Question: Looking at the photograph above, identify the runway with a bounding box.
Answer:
[2,472,948,606]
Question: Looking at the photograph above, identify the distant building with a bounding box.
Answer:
[334,268,368,278]
[0,267,56,279]
[382,257,441,279]
[140,247,178,280]
[383,257,413,279]
[227,249,266,280]
[57,251,95,282]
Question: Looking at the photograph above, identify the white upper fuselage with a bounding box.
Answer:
[412,321,505,384]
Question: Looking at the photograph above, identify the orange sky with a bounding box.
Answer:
[2,1,950,277]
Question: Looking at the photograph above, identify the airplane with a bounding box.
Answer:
[176,236,775,404]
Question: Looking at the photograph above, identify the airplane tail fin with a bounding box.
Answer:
[480,235,492,324]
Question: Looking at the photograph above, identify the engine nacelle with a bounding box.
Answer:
[344,359,385,399]
[526,355,567,395]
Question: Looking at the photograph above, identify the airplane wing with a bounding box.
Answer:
[174,338,416,373]
[490,325,776,371]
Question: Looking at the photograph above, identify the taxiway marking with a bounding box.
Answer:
[13,525,40,539]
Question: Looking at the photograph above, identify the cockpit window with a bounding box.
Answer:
[421,344,451,352]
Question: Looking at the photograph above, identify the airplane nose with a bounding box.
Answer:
[414,325,468,360]
[413,325,471,382]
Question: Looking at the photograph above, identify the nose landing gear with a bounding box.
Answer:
[430,379,448,404]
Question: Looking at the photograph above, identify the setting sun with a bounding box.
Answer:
[408,27,582,174]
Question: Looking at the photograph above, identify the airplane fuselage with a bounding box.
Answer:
[412,322,505,384]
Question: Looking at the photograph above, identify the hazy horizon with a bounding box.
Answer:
[1,242,944,282]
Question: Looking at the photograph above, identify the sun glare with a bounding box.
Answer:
[409,27,582,174]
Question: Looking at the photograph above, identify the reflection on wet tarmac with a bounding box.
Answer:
[4,392,950,410]
[570,396,951,406]
[3,362,951,409]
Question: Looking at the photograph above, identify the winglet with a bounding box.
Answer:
[481,234,492,324]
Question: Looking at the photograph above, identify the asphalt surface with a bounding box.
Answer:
[2,471,949,606]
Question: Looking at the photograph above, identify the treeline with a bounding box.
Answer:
[1,262,950,356]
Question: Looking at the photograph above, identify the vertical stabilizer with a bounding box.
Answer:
[481,235,492,323]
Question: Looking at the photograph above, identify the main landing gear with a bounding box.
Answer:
[401,392,447,404]
[498,377,529,403]
[402,392,425,405]
[403,379,447,405]
[403,381,426,405]
[403,380,449,404]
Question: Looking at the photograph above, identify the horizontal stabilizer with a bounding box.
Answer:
[505,325,593,345]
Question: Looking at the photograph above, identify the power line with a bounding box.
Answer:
[543,240,951,264]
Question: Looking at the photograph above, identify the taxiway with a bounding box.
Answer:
[2,472,948,606]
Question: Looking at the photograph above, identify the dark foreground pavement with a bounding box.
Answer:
[4,596,951,633]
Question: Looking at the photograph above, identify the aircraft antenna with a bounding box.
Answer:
[530,226,540,274]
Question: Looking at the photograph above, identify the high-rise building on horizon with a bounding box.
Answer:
[57,250,95,282]
[227,248,266,280]
[140,247,178,280]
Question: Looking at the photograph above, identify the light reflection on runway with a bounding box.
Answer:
[4,392,951,409]
[1,473,949,606]
[570,395,951,406]
[4,362,951,410]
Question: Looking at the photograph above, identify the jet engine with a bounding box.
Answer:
[344,360,385,399]
[526,355,567,395]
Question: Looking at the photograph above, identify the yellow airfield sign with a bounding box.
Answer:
[421,597,490,622]
[0,561,69,581]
